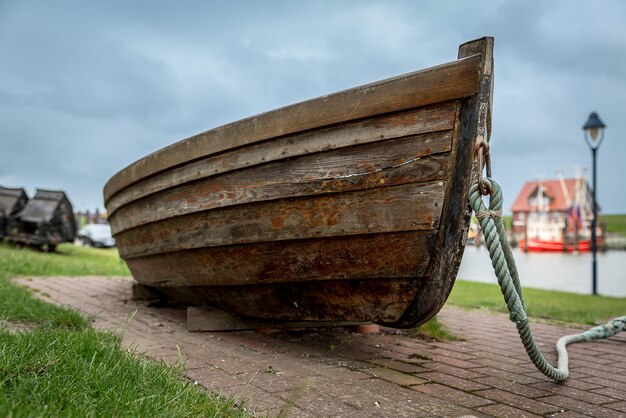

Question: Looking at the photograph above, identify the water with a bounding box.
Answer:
[458,246,626,297]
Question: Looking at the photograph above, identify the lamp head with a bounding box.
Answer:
[583,112,606,141]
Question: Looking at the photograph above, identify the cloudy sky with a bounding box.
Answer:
[1,0,625,213]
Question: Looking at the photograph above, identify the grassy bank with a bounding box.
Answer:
[449,279,626,325]
[0,242,130,277]
[502,214,626,237]
[0,242,246,417]
[602,214,626,236]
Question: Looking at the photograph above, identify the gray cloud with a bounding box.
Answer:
[0,0,625,213]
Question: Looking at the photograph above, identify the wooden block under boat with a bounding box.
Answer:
[104,37,494,328]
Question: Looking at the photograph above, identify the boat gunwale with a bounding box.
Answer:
[105,102,458,218]
[103,53,483,203]
[107,126,455,234]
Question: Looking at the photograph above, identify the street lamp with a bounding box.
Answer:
[582,111,606,296]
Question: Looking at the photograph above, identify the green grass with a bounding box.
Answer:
[0,242,130,277]
[411,316,461,341]
[0,278,87,329]
[602,214,626,236]
[449,279,626,325]
[0,241,247,417]
[0,328,245,417]
[502,215,512,231]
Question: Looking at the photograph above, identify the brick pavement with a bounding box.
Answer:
[14,276,626,417]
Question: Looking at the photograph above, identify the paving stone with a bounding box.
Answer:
[276,387,361,416]
[419,371,490,392]
[305,364,371,381]
[592,387,626,402]
[419,361,488,379]
[555,376,605,391]
[410,383,494,408]
[468,366,543,385]
[368,358,430,374]
[474,389,561,415]
[568,366,626,384]
[530,381,618,404]
[539,395,624,417]
[238,370,318,394]
[477,403,543,418]
[356,378,483,417]
[425,346,480,361]
[605,401,626,413]
[579,376,626,391]
[544,411,589,418]
[366,367,428,386]
[473,376,550,398]
[472,357,539,375]
[187,368,247,390]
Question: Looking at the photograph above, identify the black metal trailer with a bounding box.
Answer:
[0,186,29,239]
[8,189,76,251]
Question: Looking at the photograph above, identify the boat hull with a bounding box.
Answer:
[104,37,494,328]
[518,238,599,252]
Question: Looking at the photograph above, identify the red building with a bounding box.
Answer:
[510,177,598,251]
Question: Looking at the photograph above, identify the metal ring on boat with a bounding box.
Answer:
[475,141,491,196]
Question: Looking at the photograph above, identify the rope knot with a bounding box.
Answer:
[475,209,503,221]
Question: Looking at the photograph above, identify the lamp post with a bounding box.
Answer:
[582,112,606,296]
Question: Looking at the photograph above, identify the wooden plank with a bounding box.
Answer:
[116,181,445,259]
[152,277,420,323]
[187,306,366,332]
[124,231,435,286]
[104,54,482,201]
[131,282,166,301]
[105,103,457,215]
[110,131,452,234]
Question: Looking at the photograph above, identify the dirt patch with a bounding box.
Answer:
[0,320,39,333]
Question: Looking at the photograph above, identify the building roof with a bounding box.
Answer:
[510,178,592,213]
[19,189,70,223]
[0,187,28,214]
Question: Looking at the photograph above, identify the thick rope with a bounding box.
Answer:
[468,177,626,381]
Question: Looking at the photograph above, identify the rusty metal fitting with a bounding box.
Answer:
[475,140,492,195]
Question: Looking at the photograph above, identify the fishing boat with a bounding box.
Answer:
[104,37,494,328]
[513,175,603,253]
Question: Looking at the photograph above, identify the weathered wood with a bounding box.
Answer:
[106,103,457,215]
[157,277,421,323]
[125,231,435,286]
[104,37,495,328]
[131,282,166,301]
[104,56,480,201]
[187,306,366,332]
[116,181,444,259]
[392,37,494,328]
[7,189,76,249]
[110,131,451,233]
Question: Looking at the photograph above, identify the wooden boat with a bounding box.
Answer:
[8,189,76,251]
[0,186,29,239]
[104,37,494,328]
